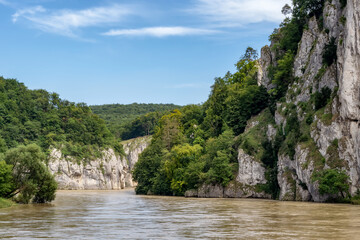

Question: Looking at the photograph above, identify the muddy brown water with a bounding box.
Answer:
[1,189,360,239]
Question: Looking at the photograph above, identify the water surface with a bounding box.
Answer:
[1,189,360,239]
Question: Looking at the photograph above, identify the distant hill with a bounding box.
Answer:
[0,77,121,159]
[91,103,181,140]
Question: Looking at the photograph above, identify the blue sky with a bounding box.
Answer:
[0,0,290,105]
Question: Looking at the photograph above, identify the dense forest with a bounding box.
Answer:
[133,47,270,195]
[91,103,180,140]
[0,78,122,203]
[0,0,351,204]
[133,0,346,199]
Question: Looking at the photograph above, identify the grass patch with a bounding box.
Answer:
[0,198,14,209]
[239,109,275,160]
[327,139,347,169]
[300,139,325,171]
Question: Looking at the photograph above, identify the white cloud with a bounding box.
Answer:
[189,0,291,27]
[12,6,46,23]
[12,4,133,37]
[103,26,219,37]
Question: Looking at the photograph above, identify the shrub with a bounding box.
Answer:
[315,169,349,198]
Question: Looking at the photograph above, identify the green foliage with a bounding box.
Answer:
[202,77,228,138]
[165,144,203,195]
[4,144,57,203]
[0,160,15,198]
[292,0,325,20]
[231,47,258,84]
[271,51,295,98]
[225,85,269,135]
[314,169,349,198]
[278,19,303,53]
[133,47,274,197]
[202,130,237,186]
[323,37,337,66]
[0,197,14,209]
[133,140,164,195]
[157,110,184,151]
[0,77,119,157]
[261,139,281,199]
[91,103,179,140]
[326,139,345,169]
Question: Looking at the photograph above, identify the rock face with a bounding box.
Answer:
[272,0,360,201]
[48,136,151,190]
[257,45,274,90]
[224,0,360,202]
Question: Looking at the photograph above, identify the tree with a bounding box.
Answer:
[317,169,349,198]
[271,51,295,98]
[225,85,269,135]
[282,4,292,16]
[203,130,236,186]
[4,144,57,203]
[158,110,184,151]
[292,0,324,19]
[0,160,15,198]
[232,47,258,84]
[164,144,203,195]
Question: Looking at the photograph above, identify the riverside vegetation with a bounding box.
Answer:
[0,78,125,204]
[133,0,360,203]
[1,0,359,205]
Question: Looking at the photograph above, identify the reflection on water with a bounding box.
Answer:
[1,189,360,239]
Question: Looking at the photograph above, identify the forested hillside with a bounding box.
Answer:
[133,0,358,203]
[133,47,269,196]
[0,77,122,203]
[91,103,180,140]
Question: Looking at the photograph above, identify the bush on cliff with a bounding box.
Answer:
[315,169,349,199]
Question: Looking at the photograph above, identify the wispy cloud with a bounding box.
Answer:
[12,4,134,37]
[103,26,219,38]
[189,0,290,27]
[12,6,46,23]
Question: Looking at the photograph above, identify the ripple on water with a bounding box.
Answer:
[1,189,360,239]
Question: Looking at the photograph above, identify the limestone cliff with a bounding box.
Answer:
[248,0,360,202]
[48,136,151,190]
[173,1,359,202]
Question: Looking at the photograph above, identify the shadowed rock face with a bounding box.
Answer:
[48,136,151,190]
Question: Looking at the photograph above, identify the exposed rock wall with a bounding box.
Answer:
[48,136,151,190]
[218,0,360,202]
[274,0,360,201]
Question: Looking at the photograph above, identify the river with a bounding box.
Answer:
[1,189,360,239]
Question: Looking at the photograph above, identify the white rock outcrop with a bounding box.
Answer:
[48,136,151,190]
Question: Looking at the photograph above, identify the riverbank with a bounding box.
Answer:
[0,198,14,209]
